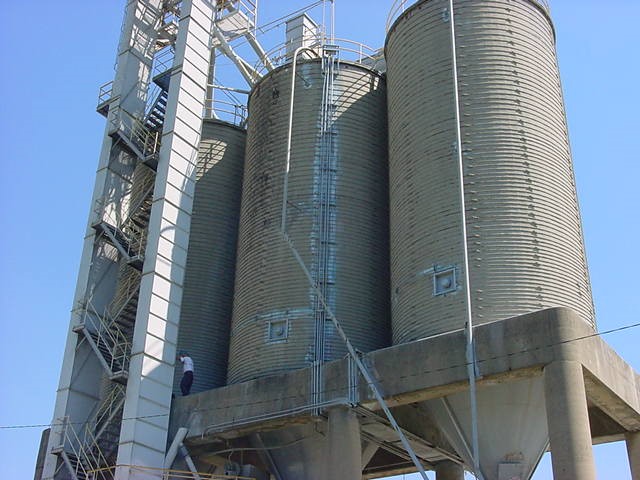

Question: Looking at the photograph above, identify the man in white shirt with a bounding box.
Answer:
[178,352,194,396]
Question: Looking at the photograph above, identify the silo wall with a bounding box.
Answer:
[174,119,245,393]
[227,59,390,384]
[386,0,595,344]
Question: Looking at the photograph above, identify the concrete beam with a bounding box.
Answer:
[170,308,640,461]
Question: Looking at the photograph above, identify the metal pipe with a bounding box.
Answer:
[448,0,482,478]
[280,46,320,234]
[179,444,203,480]
[206,48,217,119]
[331,0,335,43]
[282,233,430,480]
[207,84,251,94]
[164,427,189,468]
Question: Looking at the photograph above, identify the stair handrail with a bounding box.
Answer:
[57,415,114,480]
[108,268,142,324]
[82,298,131,376]
[80,423,113,479]
[110,106,161,160]
[93,384,125,434]
[152,45,176,78]
[93,169,154,259]
[57,416,90,479]
[144,82,165,121]
[121,220,147,263]
[93,186,136,231]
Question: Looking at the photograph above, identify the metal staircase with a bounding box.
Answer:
[74,299,131,383]
[91,384,126,467]
[156,0,181,50]
[108,107,162,170]
[51,415,113,480]
[92,163,156,271]
[50,2,187,479]
[56,70,168,480]
[145,87,169,132]
[109,265,143,333]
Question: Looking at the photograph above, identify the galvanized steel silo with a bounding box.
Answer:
[175,119,245,393]
[386,0,595,345]
[227,58,389,384]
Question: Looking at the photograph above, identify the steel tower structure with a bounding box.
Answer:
[41,1,265,479]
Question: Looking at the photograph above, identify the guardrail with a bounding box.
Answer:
[204,98,248,127]
[386,0,551,32]
[254,36,384,76]
[97,81,114,110]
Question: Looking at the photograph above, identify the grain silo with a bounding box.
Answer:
[386,0,595,344]
[227,57,390,384]
[174,119,245,393]
[39,2,640,480]
[385,0,596,478]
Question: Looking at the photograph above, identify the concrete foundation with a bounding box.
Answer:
[544,360,596,480]
[170,308,640,479]
[627,431,640,480]
[435,460,464,480]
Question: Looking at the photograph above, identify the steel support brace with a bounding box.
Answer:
[282,233,431,480]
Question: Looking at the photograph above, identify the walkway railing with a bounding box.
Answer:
[386,0,551,31]
[255,36,383,76]
[204,98,248,127]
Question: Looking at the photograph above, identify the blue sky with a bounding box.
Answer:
[0,1,638,479]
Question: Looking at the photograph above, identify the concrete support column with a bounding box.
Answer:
[543,360,595,480]
[626,431,640,480]
[326,407,361,480]
[435,460,464,480]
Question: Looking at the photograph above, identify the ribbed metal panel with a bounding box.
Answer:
[175,120,245,393]
[227,60,389,384]
[386,0,595,344]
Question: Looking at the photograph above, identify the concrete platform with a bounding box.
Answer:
[170,308,640,479]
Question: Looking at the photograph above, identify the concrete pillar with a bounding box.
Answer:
[626,431,640,480]
[326,407,361,480]
[543,360,595,480]
[435,460,464,480]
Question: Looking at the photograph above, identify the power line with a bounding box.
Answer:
[1,319,638,431]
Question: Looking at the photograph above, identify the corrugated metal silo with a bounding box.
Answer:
[386,0,595,345]
[227,59,389,384]
[175,119,245,393]
[386,1,596,478]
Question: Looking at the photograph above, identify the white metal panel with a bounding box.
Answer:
[115,0,215,475]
